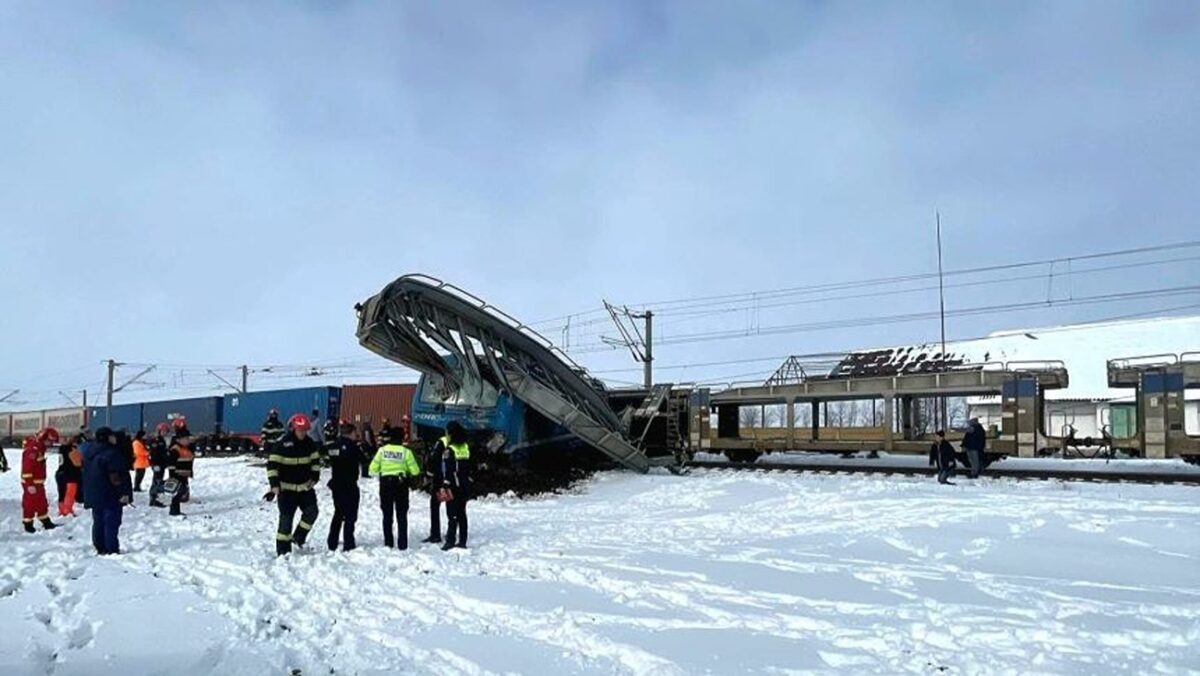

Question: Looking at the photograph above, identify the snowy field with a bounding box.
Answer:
[2,449,1199,675]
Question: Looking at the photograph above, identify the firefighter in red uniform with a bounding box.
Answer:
[21,428,60,533]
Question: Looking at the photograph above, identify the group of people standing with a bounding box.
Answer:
[5,419,205,555]
[929,417,989,484]
[262,409,472,557]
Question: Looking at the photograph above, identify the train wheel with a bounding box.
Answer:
[724,450,761,463]
[1183,455,1200,466]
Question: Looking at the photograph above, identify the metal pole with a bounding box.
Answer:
[643,311,653,388]
[82,390,87,409]
[105,359,115,426]
[936,211,948,430]
[241,365,249,393]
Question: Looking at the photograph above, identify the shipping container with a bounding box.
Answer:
[143,397,224,436]
[339,384,417,427]
[43,407,88,436]
[88,404,143,433]
[223,387,342,435]
[11,411,44,438]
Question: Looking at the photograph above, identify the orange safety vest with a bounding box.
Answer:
[132,440,151,469]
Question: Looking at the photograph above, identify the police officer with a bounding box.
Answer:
[267,414,322,556]
[439,421,472,550]
[369,434,421,549]
[260,409,285,454]
[325,421,365,551]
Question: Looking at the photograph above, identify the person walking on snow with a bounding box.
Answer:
[82,427,132,555]
[929,430,957,485]
[325,421,366,551]
[369,433,422,550]
[56,439,84,516]
[260,409,286,455]
[132,430,151,492]
[267,414,322,556]
[439,421,472,550]
[962,418,988,479]
[148,423,170,507]
[167,422,196,516]
[21,428,60,533]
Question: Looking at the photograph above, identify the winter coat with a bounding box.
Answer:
[369,444,422,480]
[326,436,365,489]
[21,438,48,486]
[149,437,169,468]
[132,439,151,469]
[260,417,286,450]
[168,442,195,480]
[56,445,83,484]
[82,439,132,509]
[962,423,987,452]
[439,439,471,496]
[267,432,321,493]
[930,440,957,470]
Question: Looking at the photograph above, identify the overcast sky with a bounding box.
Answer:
[2,1,1198,408]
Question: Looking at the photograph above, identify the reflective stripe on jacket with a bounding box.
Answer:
[369,444,421,478]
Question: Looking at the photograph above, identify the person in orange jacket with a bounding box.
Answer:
[132,430,151,492]
[22,428,60,533]
[55,440,84,516]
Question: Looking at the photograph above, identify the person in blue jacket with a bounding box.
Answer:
[82,427,133,555]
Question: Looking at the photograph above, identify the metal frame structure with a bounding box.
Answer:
[355,275,676,472]
[1107,352,1200,459]
[708,361,1069,458]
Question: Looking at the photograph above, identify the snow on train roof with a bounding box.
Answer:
[833,314,1200,401]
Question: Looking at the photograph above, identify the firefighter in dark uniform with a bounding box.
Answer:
[440,421,472,550]
[325,421,365,551]
[267,414,322,556]
[322,419,338,453]
[260,409,285,454]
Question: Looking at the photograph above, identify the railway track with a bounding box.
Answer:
[686,459,1200,485]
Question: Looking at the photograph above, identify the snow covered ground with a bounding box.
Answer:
[2,449,1199,675]
[693,451,1200,476]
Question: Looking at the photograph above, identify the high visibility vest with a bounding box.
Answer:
[440,435,470,460]
[370,444,421,478]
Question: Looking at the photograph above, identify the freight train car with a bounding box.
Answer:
[217,386,342,452]
[142,397,223,437]
[88,403,143,433]
[339,384,416,428]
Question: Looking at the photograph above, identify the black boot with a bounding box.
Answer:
[441,539,455,551]
[24,522,35,533]
[40,518,57,530]
[422,535,441,544]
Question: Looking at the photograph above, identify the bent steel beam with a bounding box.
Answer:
[355,274,659,472]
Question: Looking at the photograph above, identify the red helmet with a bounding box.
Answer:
[155,422,171,435]
[171,417,188,430]
[288,413,311,432]
[38,427,61,445]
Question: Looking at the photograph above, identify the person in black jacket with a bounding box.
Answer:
[439,421,472,550]
[267,414,322,556]
[421,433,447,544]
[260,409,286,455]
[962,418,988,479]
[325,422,365,551]
[929,430,957,485]
[148,426,170,508]
[359,422,377,479]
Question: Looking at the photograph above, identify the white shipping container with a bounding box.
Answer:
[43,407,87,434]
[11,411,44,438]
